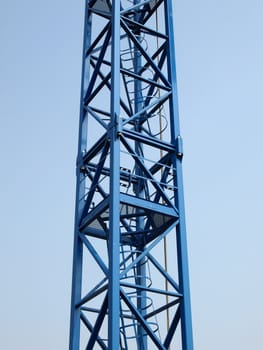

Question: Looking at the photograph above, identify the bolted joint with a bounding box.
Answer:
[107,117,122,138]
[76,150,88,175]
[80,165,87,173]
[176,135,184,159]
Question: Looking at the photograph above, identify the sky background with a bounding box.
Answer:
[1,0,263,349]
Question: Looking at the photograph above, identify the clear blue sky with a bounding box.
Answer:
[1,0,263,349]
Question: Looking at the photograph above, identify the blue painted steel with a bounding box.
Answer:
[108,0,121,348]
[69,1,90,348]
[164,0,194,348]
[69,0,194,348]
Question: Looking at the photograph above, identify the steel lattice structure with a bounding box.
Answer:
[69,0,194,349]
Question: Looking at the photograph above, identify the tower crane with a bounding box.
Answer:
[69,0,194,349]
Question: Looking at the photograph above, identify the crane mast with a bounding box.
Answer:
[69,0,194,349]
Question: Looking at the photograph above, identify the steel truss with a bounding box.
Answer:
[69,0,194,349]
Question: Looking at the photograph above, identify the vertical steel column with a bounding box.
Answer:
[133,2,147,349]
[164,0,194,348]
[69,1,90,348]
[108,0,121,348]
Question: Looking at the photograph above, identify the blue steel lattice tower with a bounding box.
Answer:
[69,0,194,349]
